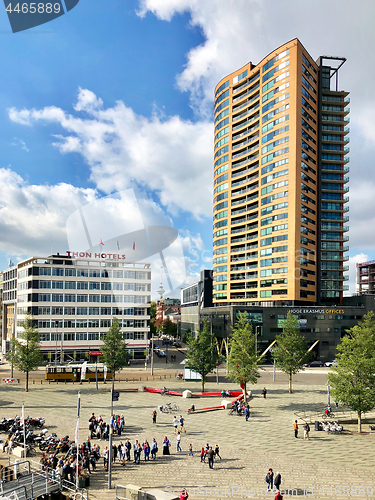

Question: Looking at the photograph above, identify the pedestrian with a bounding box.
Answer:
[143,440,150,461]
[294,420,299,438]
[133,440,140,463]
[173,416,179,434]
[214,444,221,460]
[118,442,123,463]
[244,406,250,421]
[274,472,282,491]
[103,446,108,471]
[121,443,126,466]
[206,446,214,469]
[163,436,170,455]
[200,447,205,462]
[125,439,131,461]
[112,443,117,463]
[176,431,182,452]
[266,468,274,491]
[137,442,142,464]
[188,443,193,456]
[151,438,158,460]
[303,422,310,440]
[275,492,283,500]
[262,387,267,398]
[179,415,186,432]
[180,488,189,500]
[152,410,157,424]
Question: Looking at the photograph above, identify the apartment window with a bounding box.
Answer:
[89,307,100,315]
[51,306,63,315]
[39,268,51,276]
[77,295,88,302]
[64,307,76,315]
[52,281,64,289]
[39,294,51,302]
[77,282,88,290]
[39,281,51,289]
[76,307,88,315]
[65,269,76,277]
[38,307,50,315]
[65,282,76,289]
[89,295,101,302]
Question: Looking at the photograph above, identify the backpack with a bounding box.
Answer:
[265,473,270,483]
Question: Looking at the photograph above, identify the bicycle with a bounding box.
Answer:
[164,403,179,412]
[228,408,243,416]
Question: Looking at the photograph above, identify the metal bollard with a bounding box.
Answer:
[49,380,50,384]
[41,380,42,384]
[65,380,67,385]
[33,380,35,384]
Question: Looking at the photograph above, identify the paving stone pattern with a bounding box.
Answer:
[1,371,375,500]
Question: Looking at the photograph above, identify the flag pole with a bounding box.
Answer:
[76,391,81,490]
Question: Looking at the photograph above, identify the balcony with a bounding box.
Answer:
[232,163,259,179]
[232,134,259,151]
[232,142,259,160]
[321,164,349,173]
[232,91,260,113]
[232,183,258,198]
[232,113,260,132]
[232,152,259,170]
[232,124,259,143]
[233,73,260,95]
[233,104,260,123]
[232,173,258,188]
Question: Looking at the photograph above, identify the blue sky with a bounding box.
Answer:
[1,0,375,297]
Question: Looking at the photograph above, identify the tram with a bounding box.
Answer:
[45,363,112,381]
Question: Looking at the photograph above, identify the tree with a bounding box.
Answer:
[227,312,260,399]
[271,312,309,393]
[185,320,221,392]
[328,311,375,433]
[101,318,129,391]
[150,301,157,336]
[9,314,42,392]
[162,319,178,337]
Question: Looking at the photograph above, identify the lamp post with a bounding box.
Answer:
[151,335,154,376]
[108,383,114,489]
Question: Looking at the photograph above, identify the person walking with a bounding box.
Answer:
[151,438,158,460]
[214,444,221,460]
[200,447,205,462]
[121,443,126,466]
[143,440,150,461]
[294,420,299,438]
[262,387,267,398]
[179,415,186,432]
[163,436,170,455]
[266,468,274,491]
[180,489,189,500]
[176,431,182,452]
[103,446,108,471]
[152,410,157,424]
[188,443,193,457]
[274,472,282,491]
[173,416,179,434]
[275,492,283,500]
[206,446,214,469]
[244,406,250,421]
[125,439,131,461]
[303,422,310,440]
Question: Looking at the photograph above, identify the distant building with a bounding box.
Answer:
[180,270,213,337]
[2,254,151,363]
[356,260,375,295]
[156,298,180,322]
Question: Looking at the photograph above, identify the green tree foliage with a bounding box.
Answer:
[328,311,375,433]
[271,312,309,393]
[9,315,42,392]
[185,320,221,392]
[150,301,157,335]
[102,318,129,390]
[227,312,260,398]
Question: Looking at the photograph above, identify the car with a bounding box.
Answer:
[155,349,166,357]
[325,361,338,367]
[172,341,181,348]
[304,360,325,367]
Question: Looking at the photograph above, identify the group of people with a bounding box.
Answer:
[293,420,311,440]
[266,468,282,497]
[199,443,221,468]
[88,413,125,440]
[232,400,251,420]
[39,440,101,481]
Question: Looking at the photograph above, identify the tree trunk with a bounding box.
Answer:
[358,411,362,433]
[243,382,247,402]
[26,371,29,392]
[201,377,205,393]
[288,372,292,394]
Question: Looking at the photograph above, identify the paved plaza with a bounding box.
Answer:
[1,366,375,500]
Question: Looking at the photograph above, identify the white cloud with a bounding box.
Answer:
[10,138,29,152]
[0,167,97,259]
[8,89,213,219]
[346,253,368,296]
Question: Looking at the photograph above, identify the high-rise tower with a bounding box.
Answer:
[213,39,349,306]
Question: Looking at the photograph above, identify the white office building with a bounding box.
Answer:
[2,254,151,363]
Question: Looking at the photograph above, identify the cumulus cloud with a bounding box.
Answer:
[0,168,97,259]
[8,89,213,219]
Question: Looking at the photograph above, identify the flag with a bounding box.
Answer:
[100,238,105,246]
[75,419,79,443]
[133,241,135,251]
[20,405,24,426]
[116,240,120,251]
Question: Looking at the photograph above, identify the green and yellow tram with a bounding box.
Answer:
[45,363,112,382]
